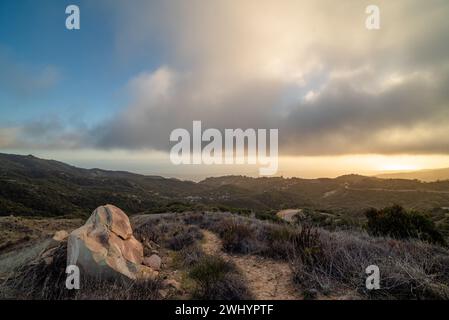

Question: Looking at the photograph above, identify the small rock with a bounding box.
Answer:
[136,265,159,280]
[53,230,69,242]
[143,254,162,271]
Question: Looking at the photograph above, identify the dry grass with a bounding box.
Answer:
[179,211,449,299]
[3,211,449,300]
[189,255,253,300]
[134,218,203,251]
[0,216,82,254]
[177,243,205,267]
[2,242,162,300]
[214,218,258,254]
[291,229,449,299]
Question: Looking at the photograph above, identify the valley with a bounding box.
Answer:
[1,152,449,300]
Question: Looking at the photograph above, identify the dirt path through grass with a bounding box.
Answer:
[201,229,301,300]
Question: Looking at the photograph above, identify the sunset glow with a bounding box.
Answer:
[1,0,448,178]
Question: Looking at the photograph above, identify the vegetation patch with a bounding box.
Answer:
[188,255,253,300]
[366,205,446,245]
[135,219,203,251]
[176,244,205,267]
[2,242,162,300]
[291,229,449,299]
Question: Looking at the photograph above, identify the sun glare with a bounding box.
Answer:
[378,163,419,172]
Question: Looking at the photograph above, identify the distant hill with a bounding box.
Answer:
[0,153,202,217]
[1,153,449,217]
[376,168,449,182]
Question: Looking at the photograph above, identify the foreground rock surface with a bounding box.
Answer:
[143,254,162,271]
[67,204,158,280]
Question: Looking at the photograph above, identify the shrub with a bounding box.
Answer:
[207,215,321,260]
[135,218,203,251]
[168,232,196,251]
[168,225,203,251]
[291,229,449,299]
[255,211,284,223]
[259,224,297,259]
[366,205,446,245]
[8,242,69,299]
[183,212,205,225]
[134,220,168,243]
[178,244,205,267]
[214,219,258,254]
[189,255,252,300]
[288,224,322,264]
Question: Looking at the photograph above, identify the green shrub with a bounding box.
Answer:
[289,224,323,265]
[261,225,297,259]
[168,225,203,251]
[189,255,252,300]
[214,219,258,254]
[255,211,284,223]
[135,219,203,251]
[366,205,446,245]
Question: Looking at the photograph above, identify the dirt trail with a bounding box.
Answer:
[276,209,302,223]
[201,229,301,300]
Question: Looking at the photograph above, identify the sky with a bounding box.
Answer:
[1,0,449,180]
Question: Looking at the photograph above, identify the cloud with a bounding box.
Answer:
[88,0,449,155]
[0,127,20,148]
[4,0,449,156]
[280,67,449,155]
[0,118,88,150]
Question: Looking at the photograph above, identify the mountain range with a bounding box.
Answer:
[376,167,449,182]
[1,153,449,218]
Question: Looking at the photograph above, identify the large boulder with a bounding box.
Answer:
[67,204,157,280]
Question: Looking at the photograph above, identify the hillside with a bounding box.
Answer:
[2,153,449,218]
[199,174,449,214]
[0,153,202,217]
[376,168,449,182]
[2,210,449,300]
